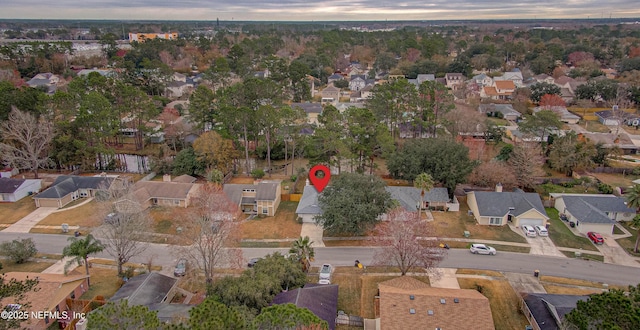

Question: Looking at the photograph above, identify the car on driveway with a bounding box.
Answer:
[521,225,537,237]
[319,264,333,282]
[469,244,497,255]
[534,225,548,237]
[587,232,604,245]
[174,258,187,277]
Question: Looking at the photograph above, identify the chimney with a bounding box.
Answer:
[495,183,503,193]
[305,179,310,186]
[163,174,171,182]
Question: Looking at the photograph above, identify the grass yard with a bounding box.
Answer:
[540,275,626,291]
[560,250,604,262]
[458,278,529,330]
[0,259,56,273]
[616,222,640,257]
[456,269,504,277]
[590,172,639,188]
[577,120,611,133]
[542,284,604,295]
[77,267,122,300]
[240,201,302,239]
[545,208,598,251]
[148,206,191,235]
[36,200,103,229]
[431,203,527,243]
[0,198,37,225]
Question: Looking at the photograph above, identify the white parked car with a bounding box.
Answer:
[521,225,537,237]
[469,244,497,255]
[319,264,333,282]
[534,225,548,237]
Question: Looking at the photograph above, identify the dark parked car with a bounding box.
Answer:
[174,258,187,276]
[248,258,261,267]
[587,232,604,245]
[560,214,568,221]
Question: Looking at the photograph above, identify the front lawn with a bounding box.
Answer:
[458,278,529,330]
[36,200,102,229]
[616,222,640,257]
[240,201,302,239]
[0,259,56,273]
[77,267,122,300]
[545,208,598,251]
[0,198,37,225]
[431,203,527,243]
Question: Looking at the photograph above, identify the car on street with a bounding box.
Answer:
[248,257,262,267]
[534,225,548,237]
[319,264,333,282]
[587,232,604,245]
[173,258,187,277]
[469,244,497,255]
[521,225,537,237]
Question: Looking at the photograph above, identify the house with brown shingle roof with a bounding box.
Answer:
[0,272,89,330]
[223,180,281,216]
[374,277,494,330]
[129,180,201,208]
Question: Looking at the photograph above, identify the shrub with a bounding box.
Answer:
[0,238,37,264]
[251,169,265,179]
[206,168,224,183]
[598,183,613,194]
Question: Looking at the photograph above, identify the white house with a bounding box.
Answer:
[551,193,635,235]
[295,185,321,223]
[0,178,41,202]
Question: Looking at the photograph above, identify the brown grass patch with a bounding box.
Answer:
[458,278,528,330]
[542,284,604,295]
[589,172,639,188]
[148,206,192,235]
[77,267,121,300]
[88,258,162,272]
[323,239,373,247]
[240,201,302,239]
[0,198,37,225]
[456,269,504,277]
[0,259,56,273]
[539,275,626,290]
[29,227,79,235]
[37,200,102,229]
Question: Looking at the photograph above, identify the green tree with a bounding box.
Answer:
[253,304,329,330]
[188,85,216,131]
[192,131,238,174]
[518,110,563,143]
[530,82,561,103]
[547,133,596,176]
[252,253,307,291]
[315,173,394,236]
[564,284,640,330]
[308,105,350,173]
[416,80,454,137]
[62,234,104,286]
[181,298,245,330]
[0,238,37,264]
[387,138,476,194]
[625,185,640,212]
[87,300,161,330]
[344,107,394,174]
[366,79,417,139]
[0,275,38,330]
[172,147,205,176]
[414,173,434,219]
[205,57,232,90]
[289,236,315,272]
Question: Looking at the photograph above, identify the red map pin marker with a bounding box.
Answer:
[309,164,331,193]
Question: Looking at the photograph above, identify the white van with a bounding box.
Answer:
[521,225,537,237]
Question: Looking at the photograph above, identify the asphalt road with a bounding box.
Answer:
[1,233,638,286]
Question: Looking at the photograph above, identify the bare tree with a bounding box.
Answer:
[101,200,150,276]
[372,208,445,275]
[508,142,545,189]
[469,161,519,190]
[176,184,242,288]
[0,107,54,178]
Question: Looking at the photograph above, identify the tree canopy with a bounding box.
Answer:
[564,284,640,330]
[315,173,394,236]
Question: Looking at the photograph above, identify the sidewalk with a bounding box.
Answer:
[41,256,76,274]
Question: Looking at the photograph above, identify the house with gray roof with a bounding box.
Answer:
[521,293,588,330]
[223,181,281,216]
[0,178,41,202]
[291,102,323,125]
[34,175,116,208]
[384,186,452,211]
[272,284,339,330]
[478,103,522,121]
[466,185,549,227]
[533,106,580,124]
[296,185,322,223]
[551,193,635,236]
[110,272,177,306]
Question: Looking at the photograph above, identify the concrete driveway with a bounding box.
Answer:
[596,237,640,267]
[2,207,57,233]
[300,223,325,247]
[510,224,565,257]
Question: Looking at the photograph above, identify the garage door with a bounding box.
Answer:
[519,218,543,226]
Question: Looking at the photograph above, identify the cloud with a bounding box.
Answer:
[1,0,639,20]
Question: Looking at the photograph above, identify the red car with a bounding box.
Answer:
[587,232,604,245]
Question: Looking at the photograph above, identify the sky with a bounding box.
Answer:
[1,0,640,21]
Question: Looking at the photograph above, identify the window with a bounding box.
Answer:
[489,217,502,225]
[262,208,268,214]
[70,291,75,299]
[174,200,180,205]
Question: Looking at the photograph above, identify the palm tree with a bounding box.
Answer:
[289,236,315,272]
[62,234,105,286]
[414,173,434,220]
[625,185,640,211]
[630,215,640,253]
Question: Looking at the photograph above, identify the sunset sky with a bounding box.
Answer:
[2,0,639,21]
